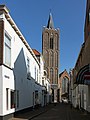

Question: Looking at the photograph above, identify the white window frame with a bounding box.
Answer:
[4,32,11,67]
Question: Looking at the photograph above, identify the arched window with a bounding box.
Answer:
[50,33,53,49]
[55,34,58,50]
[62,77,69,93]
[43,32,49,48]
[50,51,53,67]
[55,69,58,84]
[55,52,58,67]
[44,50,48,66]
[50,68,53,83]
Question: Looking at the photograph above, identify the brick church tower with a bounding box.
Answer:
[42,13,60,102]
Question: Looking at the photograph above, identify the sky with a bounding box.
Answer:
[0,0,86,73]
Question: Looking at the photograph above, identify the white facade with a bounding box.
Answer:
[38,55,51,106]
[0,5,51,119]
[70,70,90,112]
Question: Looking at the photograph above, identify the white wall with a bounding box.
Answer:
[0,6,51,117]
[2,66,15,115]
[39,56,44,85]
[72,84,90,112]
[87,86,90,112]
[0,13,15,115]
[0,11,40,114]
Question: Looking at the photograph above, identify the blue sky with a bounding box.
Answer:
[0,0,86,73]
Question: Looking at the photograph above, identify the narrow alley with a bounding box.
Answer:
[11,103,90,120]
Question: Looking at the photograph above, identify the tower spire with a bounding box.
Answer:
[47,12,54,29]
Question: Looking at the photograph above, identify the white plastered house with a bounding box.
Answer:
[0,5,51,120]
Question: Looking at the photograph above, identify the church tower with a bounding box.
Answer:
[42,13,60,102]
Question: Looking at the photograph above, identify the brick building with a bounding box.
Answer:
[58,69,70,102]
[70,0,90,112]
[42,13,60,102]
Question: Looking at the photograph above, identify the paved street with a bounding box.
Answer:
[10,103,90,120]
[31,103,90,120]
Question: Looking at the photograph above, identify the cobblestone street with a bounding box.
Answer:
[10,103,90,120]
[31,103,90,120]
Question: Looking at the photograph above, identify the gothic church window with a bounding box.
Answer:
[50,51,53,67]
[44,50,48,66]
[55,52,58,67]
[44,32,49,48]
[55,69,58,84]
[55,34,58,50]
[50,37,53,49]
[50,68,53,83]
[50,33,53,49]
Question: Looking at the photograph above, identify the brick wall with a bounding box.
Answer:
[84,0,90,42]
[0,20,4,65]
[42,28,59,84]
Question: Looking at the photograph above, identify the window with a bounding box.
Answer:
[42,80,44,85]
[44,32,49,48]
[50,52,53,67]
[35,91,38,105]
[50,37,53,49]
[55,34,58,50]
[4,33,11,67]
[55,69,58,84]
[37,69,38,82]
[27,57,30,73]
[35,67,36,80]
[11,90,15,109]
[27,57,31,79]
[45,50,48,66]
[6,88,9,110]
[16,90,19,108]
[89,11,90,22]
[55,52,58,67]
[62,77,69,93]
[50,68,53,83]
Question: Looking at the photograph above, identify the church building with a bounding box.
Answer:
[42,13,60,102]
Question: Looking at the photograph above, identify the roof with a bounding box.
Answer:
[59,71,64,77]
[47,13,54,29]
[32,49,41,56]
[59,69,70,79]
